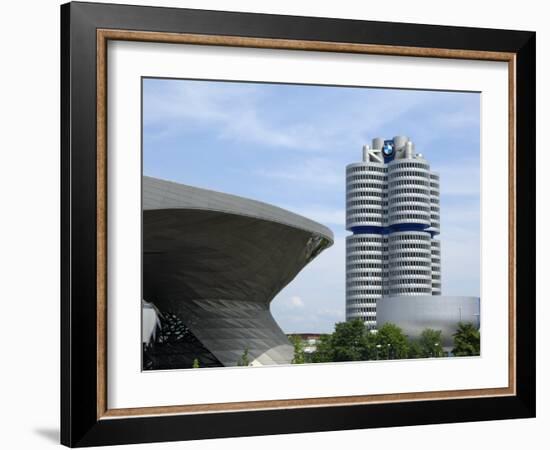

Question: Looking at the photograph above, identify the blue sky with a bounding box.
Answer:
[143,78,480,334]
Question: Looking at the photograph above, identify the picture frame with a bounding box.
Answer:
[60,1,535,447]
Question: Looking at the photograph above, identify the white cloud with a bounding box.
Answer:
[256,157,343,187]
[434,109,480,130]
[289,296,304,308]
[271,237,347,333]
[144,81,322,150]
[143,80,438,153]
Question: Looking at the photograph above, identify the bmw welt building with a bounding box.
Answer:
[345,136,479,346]
[143,176,333,369]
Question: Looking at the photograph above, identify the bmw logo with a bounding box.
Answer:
[382,140,394,157]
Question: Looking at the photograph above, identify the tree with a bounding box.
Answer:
[418,328,444,357]
[360,330,379,360]
[330,319,369,361]
[311,334,334,363]
[452,322,480,356]
[407,340,423,359]
[310,321,412,362]
[374,323,409,359]
[237,348,251,366]
[192,358,200,368]
[289,335,306,364]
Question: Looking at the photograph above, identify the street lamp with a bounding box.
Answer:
[375,344,381,360]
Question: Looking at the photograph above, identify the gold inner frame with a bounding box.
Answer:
[96,29,517,420]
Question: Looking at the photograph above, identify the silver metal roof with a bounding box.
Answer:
[143,176,334,243]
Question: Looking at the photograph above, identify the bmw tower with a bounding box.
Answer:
[345,136,441,329]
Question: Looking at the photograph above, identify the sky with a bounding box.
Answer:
[143,78,480,334]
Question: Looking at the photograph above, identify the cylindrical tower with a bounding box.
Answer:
[428,172,441,235]
[346,162,388,229]
[428,171,442,294]
[431,239,442,295]
[345,137,442,328]
[387,157,432,230]
[345,155,388,329]
[388,231,433,296]
[386,155,433,296]
[345,234,386,329]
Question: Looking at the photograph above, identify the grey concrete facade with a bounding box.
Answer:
[376,295,480,349]
[143,176,333,367]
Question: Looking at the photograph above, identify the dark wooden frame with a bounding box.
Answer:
[61,1,536,447]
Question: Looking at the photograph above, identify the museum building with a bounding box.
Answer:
[142,176,333,369]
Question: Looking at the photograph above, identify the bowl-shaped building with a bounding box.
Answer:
[142,176,333,369]
[376,295,480,350]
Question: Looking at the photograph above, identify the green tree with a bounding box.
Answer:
[311,334,334,363]
[289,335,306,364]
[237,348,251,366]
[192,358,200,368]
[374,323,409,359]
[331,319,369,361]
[360,329,379,360]
[419,328,444,357]
[407,340,423,359]
[452,322,480,356]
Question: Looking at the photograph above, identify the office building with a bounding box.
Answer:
[345,136,441,329]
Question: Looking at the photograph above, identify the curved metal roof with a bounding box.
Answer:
[143,176,334,243]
